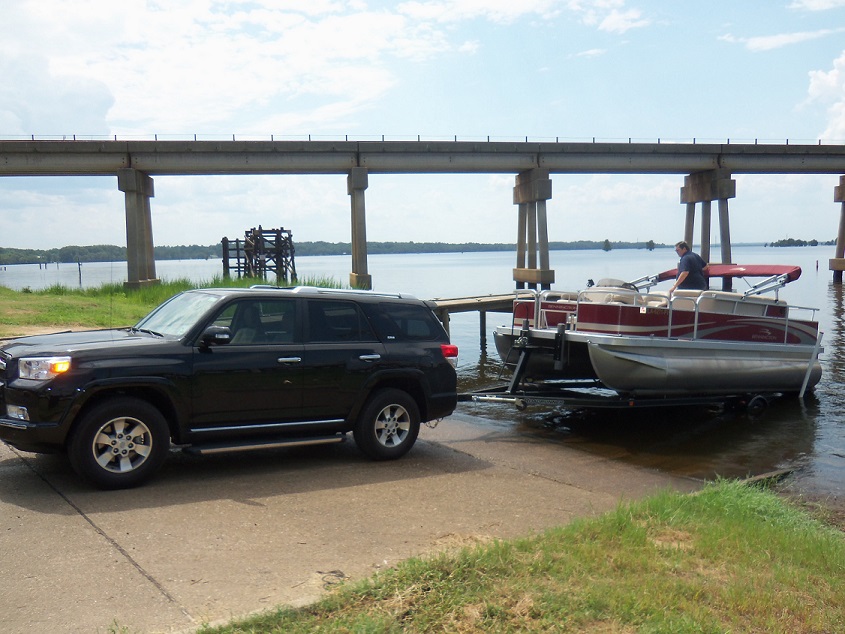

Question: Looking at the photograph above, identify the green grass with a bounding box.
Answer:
[198,480,845,633]
[0,275,342,338]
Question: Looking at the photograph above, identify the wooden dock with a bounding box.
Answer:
[429,292,533,347]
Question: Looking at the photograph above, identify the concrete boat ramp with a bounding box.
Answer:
[0,412,699,634]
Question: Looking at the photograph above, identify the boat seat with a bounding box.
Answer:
[655,289,701,311]
[644,293,669,308]
[580,288,643,305]
[697,291,786,316]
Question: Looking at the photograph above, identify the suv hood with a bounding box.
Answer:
[1,328,171,358]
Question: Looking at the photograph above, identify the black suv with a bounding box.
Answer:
[0,286,458,489]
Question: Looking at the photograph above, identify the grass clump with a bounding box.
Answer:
[198,480,845,633]
[0,275,342,338]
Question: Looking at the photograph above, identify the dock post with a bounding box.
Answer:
[512,168,554,291]
[117,168,159,289]
[222,237,230,278]
[347,167,372,290]
[435,308,450,337]
[831,176,845,284]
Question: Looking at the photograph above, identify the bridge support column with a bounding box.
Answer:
[347,167,372,290]
[831,176,845,284]
[117,168,159,288]
[513,168,554,290]
[700,200,712,263]
[680,169,736,290]
[683,202,695,249]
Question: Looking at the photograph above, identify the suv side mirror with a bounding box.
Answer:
[200,325,232,347]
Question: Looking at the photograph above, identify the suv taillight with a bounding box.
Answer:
[440,344,458,368]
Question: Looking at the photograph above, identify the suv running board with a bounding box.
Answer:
[183,434,346,456]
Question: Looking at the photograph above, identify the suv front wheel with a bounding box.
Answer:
[353,388,420,460]
[68,397,171,489]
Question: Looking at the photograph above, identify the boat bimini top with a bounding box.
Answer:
[630,264,802,298]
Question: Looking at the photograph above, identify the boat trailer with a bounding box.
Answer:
[460,343,778,416]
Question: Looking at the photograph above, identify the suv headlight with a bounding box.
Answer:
[19,356,72,381]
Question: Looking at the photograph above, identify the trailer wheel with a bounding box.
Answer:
[747,395,768,419]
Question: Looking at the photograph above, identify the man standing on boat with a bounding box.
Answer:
[670,241,709,292]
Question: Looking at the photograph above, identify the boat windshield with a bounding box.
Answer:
[134,291,223,338]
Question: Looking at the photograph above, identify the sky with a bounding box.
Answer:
[2,0,845,250]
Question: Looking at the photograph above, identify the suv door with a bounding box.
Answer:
[364,301,458,418]
[189,298,304,433]
[298,298,386,421]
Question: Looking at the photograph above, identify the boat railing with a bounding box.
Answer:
[528,286,818,343]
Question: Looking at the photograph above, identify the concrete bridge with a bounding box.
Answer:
[2,139,845,288]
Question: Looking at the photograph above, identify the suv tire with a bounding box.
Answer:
[68,397,171,490]
[353,388,420,460]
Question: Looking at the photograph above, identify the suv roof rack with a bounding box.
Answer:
[248,284,415,299]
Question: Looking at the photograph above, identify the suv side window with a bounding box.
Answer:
[213,299,297,344]
[306,300,377,343]
[368,303,442,341]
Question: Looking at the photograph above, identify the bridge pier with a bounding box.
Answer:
[680,169,736,290]
[347,167,372,290]
[831,176,845,284]
[117,168,159,288]
[513,168,554,290]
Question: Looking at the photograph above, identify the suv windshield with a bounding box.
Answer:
[134,291,223,338]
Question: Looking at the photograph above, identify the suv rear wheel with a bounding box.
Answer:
[68,397,170,489]
[353,388,420,460]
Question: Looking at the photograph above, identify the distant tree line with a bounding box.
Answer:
[278,240,665,256]
[0,240,668,265]
[767,238,836,247]
[0,244,219,265]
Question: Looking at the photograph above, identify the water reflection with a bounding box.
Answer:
[784,283,845,501]
[826,282,845,378]
[460,393,819,482]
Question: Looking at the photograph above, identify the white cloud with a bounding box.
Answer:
[719,28,845,52]
[0,53,113,136]
[598,8,649,33]
[788,0,845,9]
[0,0,652,138]
[1,2,455,135]
[565,0,649,33]
[0,177,125,248]
[806,51,845,139]
[397,0,562,24]
[574,48,607,58]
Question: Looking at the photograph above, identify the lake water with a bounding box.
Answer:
[1,246,842,503]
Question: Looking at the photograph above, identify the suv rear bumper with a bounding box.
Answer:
[426,392,458,421]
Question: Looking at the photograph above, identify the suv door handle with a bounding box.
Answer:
[359,354,381,362]
[277,357,302,364]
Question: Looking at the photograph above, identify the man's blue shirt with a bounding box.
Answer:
[677,251,708,289]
